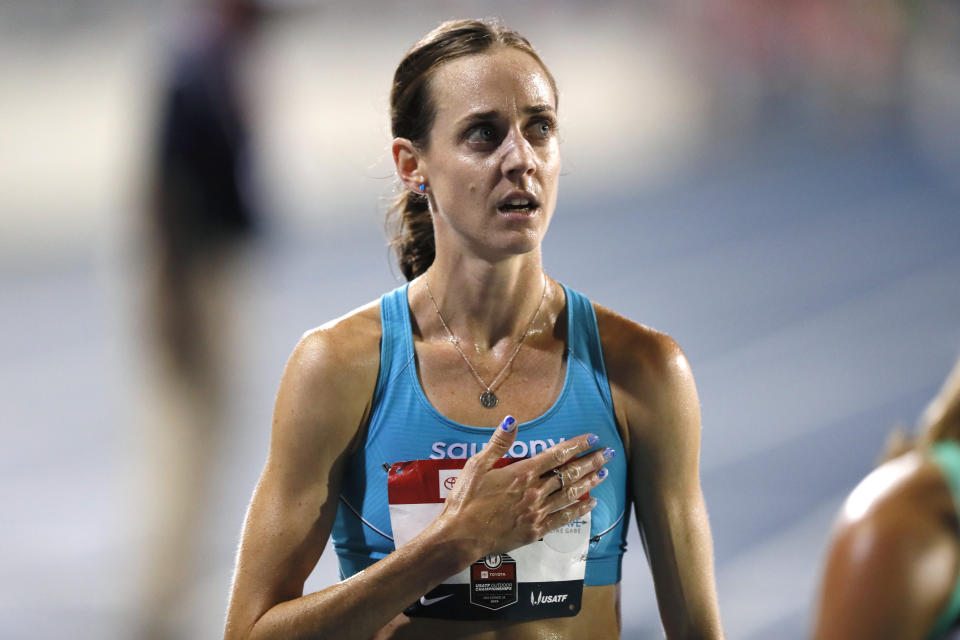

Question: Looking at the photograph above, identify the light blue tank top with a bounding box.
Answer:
[330,282,629,586]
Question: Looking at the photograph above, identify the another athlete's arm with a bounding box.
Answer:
[224,308,608,640]
[812,454,960,640]
[599,309,725,639]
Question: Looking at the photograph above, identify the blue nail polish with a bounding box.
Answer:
[597,468,608,480]
[603,447,615,460]
[501,416,516,432]
[587,433,599,446]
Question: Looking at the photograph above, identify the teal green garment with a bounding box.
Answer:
[928,441,960,639]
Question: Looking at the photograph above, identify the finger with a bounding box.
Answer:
[548,447,614,493]
[541,495,598,534]
[471,415,518,469]
[545,467,608,513]
[529,432,599,475]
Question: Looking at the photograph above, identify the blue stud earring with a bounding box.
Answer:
[418,183,426,192]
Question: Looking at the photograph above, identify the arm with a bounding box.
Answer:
[224,310,609,640]
[223,315,382,640]
[599,310,724,639]
[812,456,960,640]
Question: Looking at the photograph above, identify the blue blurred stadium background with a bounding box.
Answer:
[1,1,958,637]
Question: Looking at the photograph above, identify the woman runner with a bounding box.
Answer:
[224,18,725,640]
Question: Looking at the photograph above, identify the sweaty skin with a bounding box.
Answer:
[223,292,723,639]
[812,451,960,640]
[224,43,724,640]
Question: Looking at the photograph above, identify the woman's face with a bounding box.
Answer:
[419,46,561,262]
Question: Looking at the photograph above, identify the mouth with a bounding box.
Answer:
[496,192,541,215]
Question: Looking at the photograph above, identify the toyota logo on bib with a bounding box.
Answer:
[438,469,459,499]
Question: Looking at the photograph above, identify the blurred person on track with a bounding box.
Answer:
[224,18,725,640]
[148,0,260,392]
[813,354,960,640]
[140,0,263,636]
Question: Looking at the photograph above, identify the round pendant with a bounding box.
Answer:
[480,391,499,409]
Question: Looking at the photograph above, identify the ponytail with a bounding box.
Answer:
[387,190,434,281]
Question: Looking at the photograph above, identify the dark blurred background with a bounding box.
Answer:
[1,1,958,638]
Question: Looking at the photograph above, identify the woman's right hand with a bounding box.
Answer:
[432,415,613,564]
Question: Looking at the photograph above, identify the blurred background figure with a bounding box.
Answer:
[148,0,261,383]
[139,1,264,637]
[812,355,960,640]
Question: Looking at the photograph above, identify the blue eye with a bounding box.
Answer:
[466,125,497,143]
[529,119,556,139]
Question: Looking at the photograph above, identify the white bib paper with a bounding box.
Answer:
[387,457,589,620]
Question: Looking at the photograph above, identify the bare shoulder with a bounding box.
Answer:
[816,451,960,639]
[593,303,694,424]
[592,303,691,395]
[270,299,383,468]
[294,299,382,383]
[834,451,958,554]
[843,451,950,514]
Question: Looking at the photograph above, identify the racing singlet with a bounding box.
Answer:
[330,282,629,620]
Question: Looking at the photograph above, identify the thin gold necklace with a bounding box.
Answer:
[424,273,548,409]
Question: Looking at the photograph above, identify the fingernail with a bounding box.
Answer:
[597,468,608,480]
[603,447,615,460]
[588,498,598,509]
[587,433,599,446]
[501,416,516,432]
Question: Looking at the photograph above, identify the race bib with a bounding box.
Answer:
[387,458,589,620]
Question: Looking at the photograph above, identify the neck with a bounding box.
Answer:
[420,251,548,351]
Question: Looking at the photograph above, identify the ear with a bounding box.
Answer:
[392,138,426,193]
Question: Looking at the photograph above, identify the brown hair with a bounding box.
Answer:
[883,355,960,459]
[386,18,557,281]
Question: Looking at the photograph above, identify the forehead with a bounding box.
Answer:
[428,47,556,123]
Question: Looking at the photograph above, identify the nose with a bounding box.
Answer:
[500,128,536,182]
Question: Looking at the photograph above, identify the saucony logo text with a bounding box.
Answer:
[430,437,566,460]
